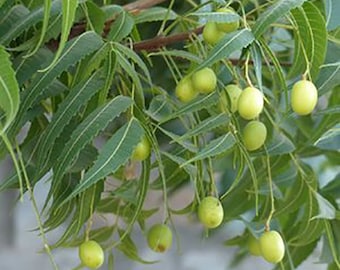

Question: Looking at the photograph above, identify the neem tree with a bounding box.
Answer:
[0,0,339,269]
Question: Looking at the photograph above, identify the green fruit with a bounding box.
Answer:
[79,240,104,269]
[192,68,217,94]
[238,87,264,120]
[175,77,197,102]
[147,224,173,253]
[248,235,262,256]
[259,231,285,263]
[291,80,318,115]
[132,136,151,161]
[203,21,225,45]
[243,121,267,151]
[216,7,240,33]
[198,196,224,228]
[223,84,242,113]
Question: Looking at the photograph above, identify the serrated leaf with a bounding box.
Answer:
[0,0,62,45]
[314,123,340,151]
[115,49,144,108]
[252,0,307,38]
[13,31,103,132]
[181,133,235,166]
[41,0,78,71]
[107,10,134,42]
[0,45,20,133]
[178,113,229,141]
[289,2,327,80]
[35,71,105,174]
[24,0,52,57]
[64,118,143,202]
[161,92,219,123]
[114,42,151,83]
[14,48,53,85]
[135,7,177,24]
[196,29,254,70]
[53,96,132,185]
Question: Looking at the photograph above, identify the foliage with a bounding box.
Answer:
[0,0,339,269]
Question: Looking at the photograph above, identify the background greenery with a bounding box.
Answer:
[0,0,339,269]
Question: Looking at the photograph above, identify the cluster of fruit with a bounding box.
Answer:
[75,6,319,268]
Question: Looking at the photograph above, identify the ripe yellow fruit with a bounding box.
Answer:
[259,230,285,263]
[192,68,217,94]
[202,21,225,45]
[79,240,104,269]
[237,87,264,120]
[248,235,262,256]
[147,224,173,253]
[175,77,198,102]
[216,7,240,33]
[243,121,267,151]
[291,80,318,115]
[198,196,224,228]
[131,136,151,161]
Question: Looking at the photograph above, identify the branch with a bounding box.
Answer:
[133,27,204,52]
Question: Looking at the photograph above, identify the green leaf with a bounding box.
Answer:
[263,131,296,156]
[117,229,157,264]
[0,0,62,45]
[196,29,254,70]
[160,92,219,123]
[317,62,340,95]
[107,10,134,42]
[53,96,133,186]
[41,0,78,71]
[35,71,105,173]
[14,31,103,131]
[115,49,144,108]
[14,48,53,85]
[135,7,177,24]
[0,5,29,39]
[64,118,143,202]
[0,45,20,133]
[289,2,327,80]
[114,42,151,83]
[325,0,340,31]
[181,133,235,166]
[313,192,336,220]
[85,1,105,35]
[252,0,307,38]
[178,113,229,141]
[189,11,240,23]
[314,123,340,151]
[24,0,52,57]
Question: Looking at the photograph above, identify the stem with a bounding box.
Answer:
[244,53,254,87]
[1,134,24,200]
[15,140,59,270]
[264,151,275,232]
